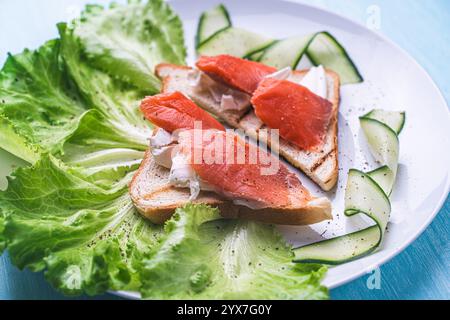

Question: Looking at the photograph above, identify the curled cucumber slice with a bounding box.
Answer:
[360,117,399,179]
[363,109,406,134]
[306,32,363,84]
[197,27,275,59]
[258,34,314,69]
[367,165,394,196]
[245,50,265,61]
[293,109,404,265]
[293,226,380,264]
[196,4,232,48]
[195,5,363,84]
[259,32,363,84]
[294,170,390,264]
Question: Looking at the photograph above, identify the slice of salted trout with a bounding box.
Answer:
[251,78,333,151]
[177,129,315,209]
[196,55,276,94]
[140,91,225,132]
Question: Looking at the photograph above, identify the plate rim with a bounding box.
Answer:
[1,0,447,300]
[111,0,450,299]
[283,0,450,289]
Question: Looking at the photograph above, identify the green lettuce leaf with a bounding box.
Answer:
[1,155,163,295]
[0,0,328,299]
[58,109,147,186]
[59,22,152,147]
[2,162,327,299]
[71,0,186,93]
[0,39,88,162]
[140,204,328,299]
[0,88,155,295]
[0,22,156,164]
[0,215,5,253]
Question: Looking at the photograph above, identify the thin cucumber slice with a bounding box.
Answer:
[368,165,394,196]
[245,49,265,61]
[194,4,362,84]
[344,169,391,229]
[196,4,232,48]
[293,226,380,264]
[259,35,314,69]
[360,117,399,178]
[257,31,363,84]
[306,32,363,84]
[293,110,405,265]
[364,109,406,134]
[197,27,274,58]
[293,170,390,264]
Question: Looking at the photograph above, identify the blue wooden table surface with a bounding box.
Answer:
[0,0,449,300]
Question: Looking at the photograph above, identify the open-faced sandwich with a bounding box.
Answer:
[0,0,409,300]
[130,90,332,225]
[130,51,340,225]
[156,55,340,191]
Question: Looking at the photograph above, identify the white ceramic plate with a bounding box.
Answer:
[1,0,449,299]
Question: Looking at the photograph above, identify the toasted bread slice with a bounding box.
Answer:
[129,150,223,224]
[156,63,252,127]
[156,64,340,191]
[130,150,332,225]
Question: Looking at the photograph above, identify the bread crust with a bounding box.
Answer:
[129,150,332,225]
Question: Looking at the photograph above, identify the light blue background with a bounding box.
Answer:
[0,0,449,300]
